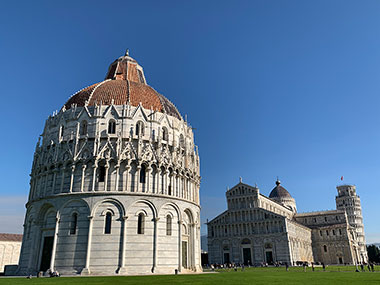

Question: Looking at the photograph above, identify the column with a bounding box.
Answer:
[69,164,75,193]
[28,179,34,201]
[158,167,162,194]
[91,161,97,192]
[28,221,41,271]
[190,223,195,270]
[197,224,201,271]
[52,169,58,194]
[42,174,48,197]
[152,217,160,272]
[125,162,131,192]
[60,166,66,193]
[31,176,38,199]
[135,164,141,192]
[81,164,87,192]
[164,170,169,195]
[146,166,152,193]
[49,215,60,271]
[81,216,94,275]
[118,216,128,274]
[114,163,120,191]
[178,220,182,272]
[104,161,109,191]
[196,184,200,204]
[186,178,189,200]
[170,173,175,196]
[173,173,177,197]
[30,177,34,200]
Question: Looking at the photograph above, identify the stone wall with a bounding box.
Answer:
[0,241,21,273]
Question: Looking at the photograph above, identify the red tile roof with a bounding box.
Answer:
[63,54,182,120]
[64,79,181,120]
[0,233,23,242]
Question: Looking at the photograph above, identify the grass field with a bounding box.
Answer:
[1,266,379,285]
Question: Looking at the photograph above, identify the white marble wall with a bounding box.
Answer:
[17,194,201,276]
[18,103,201,276]
[0,241,21,273]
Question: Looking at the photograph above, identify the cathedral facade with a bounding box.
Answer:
[207,180,367,266]
[17,52,202,275]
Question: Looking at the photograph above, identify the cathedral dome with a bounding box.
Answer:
[63,51,182,120]
[269,179,292,199]
[269,180,297,212]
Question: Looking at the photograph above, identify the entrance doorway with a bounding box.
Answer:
[224,252,230,264]
[40,236,54,271]
[265,251,273,264]
[243,248,251,265]
[182,241,188,268]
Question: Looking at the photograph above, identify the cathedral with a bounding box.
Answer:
[17,52,202,275]
[207,179,367,266]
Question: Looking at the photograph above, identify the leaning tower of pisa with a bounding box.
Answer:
[336,184,367,263]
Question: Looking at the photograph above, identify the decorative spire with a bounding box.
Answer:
[125,49,129,56]
[276,177,281,186]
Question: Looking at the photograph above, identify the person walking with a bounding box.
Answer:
[312,263,315,272]
[322,263,326,272]
[285,262,289,272]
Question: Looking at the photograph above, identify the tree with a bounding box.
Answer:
[367,245,380,263]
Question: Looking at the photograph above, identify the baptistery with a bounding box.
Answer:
[17,51,201,275]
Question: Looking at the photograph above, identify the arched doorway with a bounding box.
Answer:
[182,210,194,270]
[223,244,230,264]
[37,206,57,272]
[241,238,252,265]
[264,243,274,264]
[182,224,189,268]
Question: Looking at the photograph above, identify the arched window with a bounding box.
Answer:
[179,134,185,148]
[166,215,172,236]
[140,164,146,184]
[161,168,165,194]
[105,212,112,234]
[70,213,78,235]
[59,125,64,139]
[108,120,116,134]
[137,213,145,234]
[99,166,106,182]
[136,121,144,136]
[168,169,173,195]
[162,127,168,141]
[323,245,327,253]
[80,120,87,135]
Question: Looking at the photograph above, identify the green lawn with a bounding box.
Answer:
[1,266,379,285]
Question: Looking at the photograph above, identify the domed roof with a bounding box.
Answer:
[269,179,292,199]
[63,51,182,120]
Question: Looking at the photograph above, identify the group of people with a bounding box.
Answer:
[209,263,248,271]
[27,269,60,279]
[358,262,376,272]
[207,261,377,273]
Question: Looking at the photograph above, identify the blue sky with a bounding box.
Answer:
[0,0,379,242]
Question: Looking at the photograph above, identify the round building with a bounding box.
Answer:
[17,51,202,275]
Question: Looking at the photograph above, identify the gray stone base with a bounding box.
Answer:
[80,268,90,275]
[117,267,128,275]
